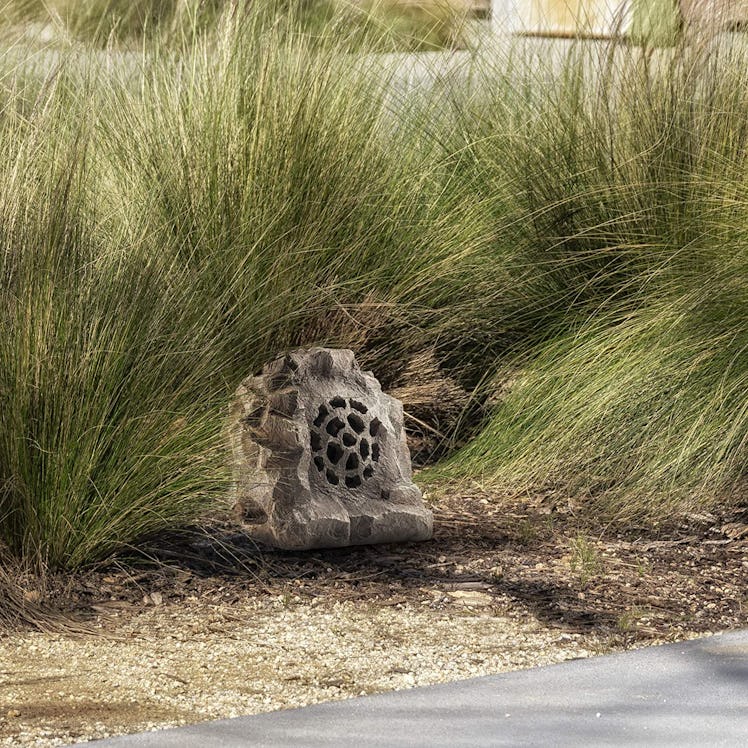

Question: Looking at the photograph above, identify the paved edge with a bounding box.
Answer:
[86,629,748,747]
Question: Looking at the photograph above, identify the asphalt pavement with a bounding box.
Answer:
[89,628,748,747]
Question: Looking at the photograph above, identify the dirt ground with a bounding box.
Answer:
[1,488,747,746]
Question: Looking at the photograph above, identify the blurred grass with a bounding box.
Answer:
[1,0,474,49]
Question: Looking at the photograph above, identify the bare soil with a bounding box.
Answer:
[1,488,746,745]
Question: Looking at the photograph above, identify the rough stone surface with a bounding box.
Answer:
[228,348,433,550]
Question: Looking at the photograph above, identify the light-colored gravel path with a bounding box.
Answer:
[0,595,613,746]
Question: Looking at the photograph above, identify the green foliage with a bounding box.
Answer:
[0,8,491,569]
[630,0,681,47]
[440,41,748,523]
[61,0,214,43]
[0,73,231,568]
[3,0,227,43]
[355,0,472,51]
[1,8,748,570]
[568,533,605,585]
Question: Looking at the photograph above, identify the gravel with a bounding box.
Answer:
[0,594,613,746]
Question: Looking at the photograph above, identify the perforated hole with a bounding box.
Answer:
[326,416,345,437]
[310,396,382,488]
[313,405,329,428]
[327,442,344,465]
[347,413,365,434]
[346,453,359,471]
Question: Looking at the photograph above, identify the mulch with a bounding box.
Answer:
[28,488,748,645]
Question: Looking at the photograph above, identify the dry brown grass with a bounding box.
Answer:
[0,557,48,631]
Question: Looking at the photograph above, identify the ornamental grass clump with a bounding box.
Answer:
[444,38,748,523]
[2,0,226,44]
[0,9,495,569]
[97,11,498,387]
[0,72,231,569]
[2,7,748,570]
[1,0,471,49]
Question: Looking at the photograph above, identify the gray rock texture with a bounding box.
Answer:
[229,348,433,550]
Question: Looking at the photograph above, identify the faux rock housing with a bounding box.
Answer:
[229,348,433,550]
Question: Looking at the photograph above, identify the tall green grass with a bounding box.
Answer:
[0,71,233,568]
[0,9,496,569]
[3,0,230,42]
[1,9,748,571]
[440,38,748,523]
